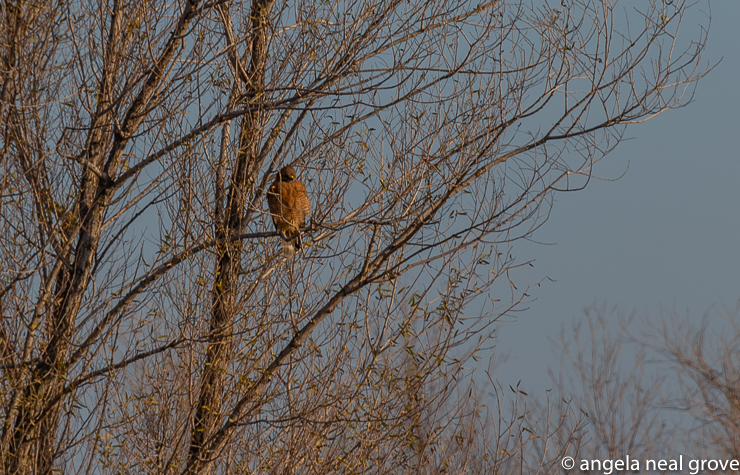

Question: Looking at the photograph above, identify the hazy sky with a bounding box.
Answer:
[496,0,740,391]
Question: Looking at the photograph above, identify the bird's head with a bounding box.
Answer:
[279,165,296,182]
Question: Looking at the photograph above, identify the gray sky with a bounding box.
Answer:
[496,0,740,391]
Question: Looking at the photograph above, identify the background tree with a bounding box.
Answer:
[645,302,740,465]
[547,301,740,475]
[0,0,707,473]
[551,305,674,467]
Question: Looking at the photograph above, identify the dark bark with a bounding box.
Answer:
[188,0,272,470]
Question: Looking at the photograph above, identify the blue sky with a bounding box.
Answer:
[495,0,740,391]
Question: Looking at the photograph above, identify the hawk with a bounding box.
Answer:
[266,165,311,259]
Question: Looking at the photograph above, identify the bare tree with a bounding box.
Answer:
[0,0,708,473]
[644,301,740,464]
[549,301,740,475]
[552,304,674,465]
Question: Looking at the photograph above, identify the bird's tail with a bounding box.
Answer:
[280,231,303,259]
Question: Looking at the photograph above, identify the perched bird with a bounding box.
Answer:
[266,165,311,259]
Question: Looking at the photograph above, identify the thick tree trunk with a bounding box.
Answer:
[2,0,202,470]
[188,0,272,470]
